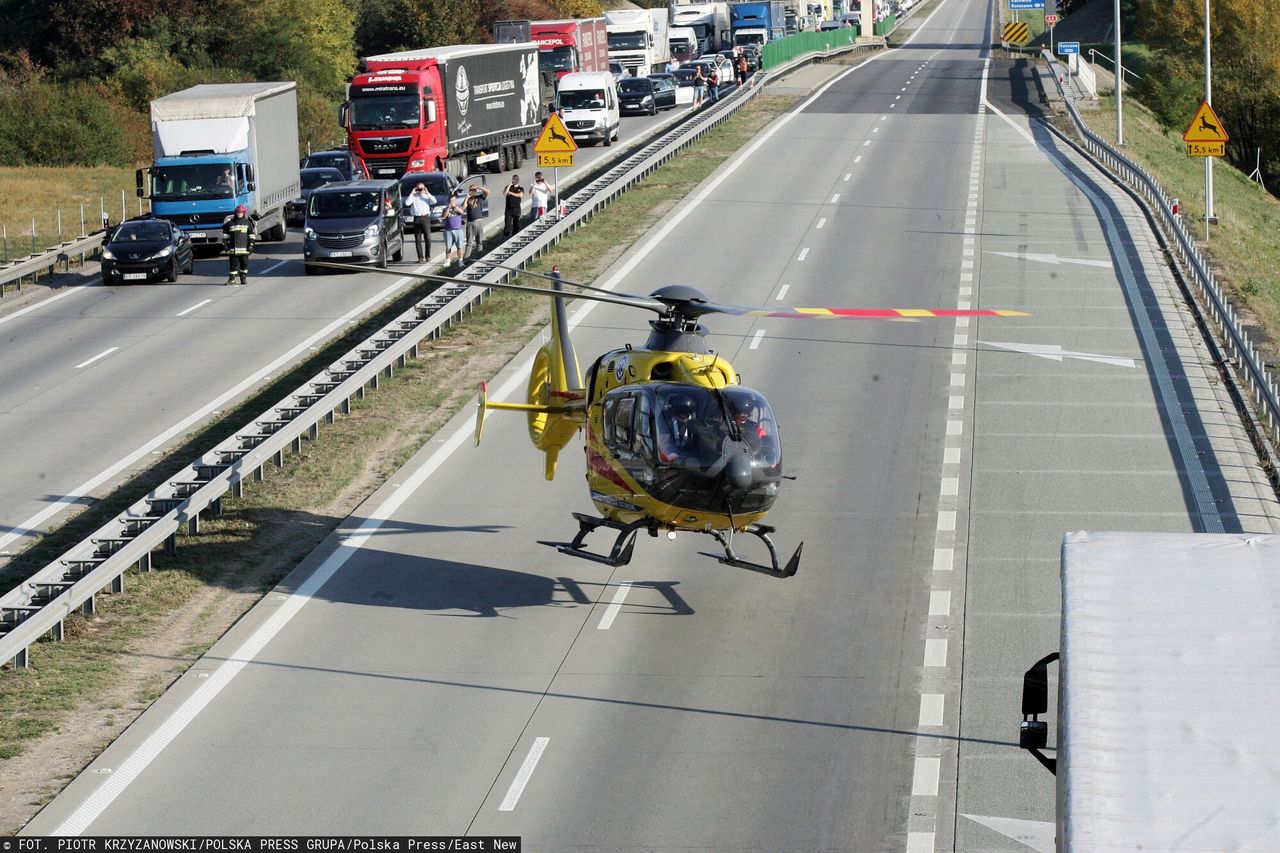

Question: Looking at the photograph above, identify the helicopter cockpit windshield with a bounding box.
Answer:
[601,383,782,515]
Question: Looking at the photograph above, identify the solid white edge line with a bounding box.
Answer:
[260,258,290,275]
[176,299,212,317]
[0,273,416,553]
[498,736,550,811]
[749,329,766,350]
[47,53,902,832]
[597,582,633,630]
[73,347,119,370]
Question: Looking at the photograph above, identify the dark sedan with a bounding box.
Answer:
[101,218,194,284]
[302,149,369,181]
[286,167,346,225]
[646,74,679,110]
[618,77,674,115]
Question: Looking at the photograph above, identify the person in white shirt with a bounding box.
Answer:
[529,172,554,223]
[405,182,436,262]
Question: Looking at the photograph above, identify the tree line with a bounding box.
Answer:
[0,0,602,167]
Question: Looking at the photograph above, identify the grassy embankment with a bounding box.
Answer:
[0,93,802,820]
[1080,95,1280,338]
[0,166,143,263]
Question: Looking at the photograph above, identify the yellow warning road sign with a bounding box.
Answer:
[1187,141,1226,158]
[538,152,574,168]
[1002,21,1030,45]
[534,113,578,154]
[1183,101,1228,144]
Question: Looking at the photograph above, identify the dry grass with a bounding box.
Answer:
[0,165,143,261]
[1084,97,1280,340]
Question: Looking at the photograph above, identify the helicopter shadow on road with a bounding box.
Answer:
[1015,92,1242,533]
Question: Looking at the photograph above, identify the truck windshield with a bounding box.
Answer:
[349,95,420,131]
[607,33,647,51]
[559,90,608,110]
[539,47,576,73]
[150,164,237,201]
[309,191,382,219]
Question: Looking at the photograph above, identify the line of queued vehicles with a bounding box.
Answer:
[109,3,807,283]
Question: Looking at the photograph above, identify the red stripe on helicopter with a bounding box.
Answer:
[586,447,630,490]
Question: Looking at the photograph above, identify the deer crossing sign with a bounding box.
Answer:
[1183,101,1228,157]
[535,113,577,167]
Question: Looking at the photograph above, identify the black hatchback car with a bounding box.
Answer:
[100,217,194,283]
[301,149,369,181]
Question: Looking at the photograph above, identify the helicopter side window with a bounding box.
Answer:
[601,396,617,446]
[634,393,655,460]
[614,397,635,448]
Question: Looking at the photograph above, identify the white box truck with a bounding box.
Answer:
[142,82,300,244]
[1018,531,1280,850]
[605,8,672,76]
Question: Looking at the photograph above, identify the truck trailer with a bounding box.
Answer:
[729,0,787,46]
[531,18,608,81]
[343,43,543,179]
[140,82,300,245]
[605,8,672,76]
[671,2,731,54]
[1018,531,1280,850]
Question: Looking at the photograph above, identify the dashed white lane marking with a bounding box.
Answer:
[950,373,965,387]
[901,87,908,92]
[816,218,827,229]
[498,737,550,811]
[930,590,952,616]
[873,126,880,133]
[937,511,956,532]
[845,171,853,179]
[944,447,961,464]
[260,258,290,275]
[953,334,967,347]
[958,300,971,310]
[959,286,972,296]
[74,347,119,369]
[176,299,212,317]
[933,549,954,571]
[0,283,96,327]
[597,582,633,630]
[919,694,945,727]
[830,194,840,203]
[941,477,959,496]
[952,353,967,365]
[853,157,862,165]
[924,639,948,667]
[797,247,810,261]
[776,284,790,301]
[863,140,871,147]
[749,330,766,350]
[891,103,898,108]
[907,831,936,853]
[946,420,963,435]
[948,396,964,410]
[913,757,941,795]
[880,115,887,121]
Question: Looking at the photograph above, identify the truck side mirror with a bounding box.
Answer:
[426,100,437,124]
[1019,652,1059,774]
[338,102,349,129]
[135,168,146,199]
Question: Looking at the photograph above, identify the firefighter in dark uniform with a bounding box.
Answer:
[222,203,257,285]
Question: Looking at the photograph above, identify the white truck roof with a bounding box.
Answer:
[150,82,295,121]
[1060,531,1280,850]
[365,43,532,65]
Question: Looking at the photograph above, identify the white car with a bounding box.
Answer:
[696,54,735,88]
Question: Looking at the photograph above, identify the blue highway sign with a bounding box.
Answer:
[1009,0,1045,8]
[1057,41,1080,54]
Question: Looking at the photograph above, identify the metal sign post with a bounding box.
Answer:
[1203,0,1215,227]
[1114,0,1123,145]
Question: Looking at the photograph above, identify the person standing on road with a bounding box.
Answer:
[221,204,256,286]
[707,67,720,104]
[503,174,525,237]
[443,190,466,268]
[529,172,554,223]
[736,55,749,87]
[463,183,489,262]
[692,66,707,108]
[406,182,436,263]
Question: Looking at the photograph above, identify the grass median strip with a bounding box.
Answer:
[0,92,800,832]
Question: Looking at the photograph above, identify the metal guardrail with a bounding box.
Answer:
[1042,49,1280,454]
[0,232,105,295]
[0,46,882,669]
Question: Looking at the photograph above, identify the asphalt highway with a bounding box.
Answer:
[22,0,1280,848]
[0,101,694,560]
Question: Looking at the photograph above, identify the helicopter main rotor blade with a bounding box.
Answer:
[307,262,668,314]
[731,306,1030,319]
[464,258,655,303]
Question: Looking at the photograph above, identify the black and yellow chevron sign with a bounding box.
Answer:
[1002,20,1031,44]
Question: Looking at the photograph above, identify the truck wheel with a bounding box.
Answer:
[513,145,524,167]
[499,146,511,172]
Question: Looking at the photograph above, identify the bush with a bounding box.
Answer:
[0,80,134,166]
[1134,53,1201,130]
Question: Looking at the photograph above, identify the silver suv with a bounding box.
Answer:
[303,180,405,274]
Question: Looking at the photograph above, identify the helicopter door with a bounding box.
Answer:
[601,389,657,487]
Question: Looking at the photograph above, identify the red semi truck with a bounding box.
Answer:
[341,43,543,179]
[531,18,609,81]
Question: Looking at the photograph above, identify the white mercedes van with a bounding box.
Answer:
[556,71,621,147]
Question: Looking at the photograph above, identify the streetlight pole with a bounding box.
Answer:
[1114,0,1123,144]
[1204,0,1215,228]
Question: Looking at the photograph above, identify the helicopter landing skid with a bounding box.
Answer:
[706,524,803,578]
[538,513,655,568]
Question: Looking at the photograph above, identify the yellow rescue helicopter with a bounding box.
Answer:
[317,260,1025,577]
